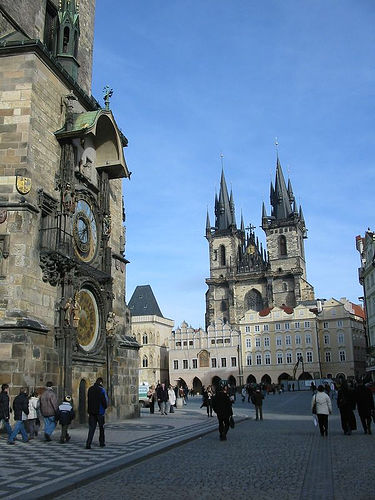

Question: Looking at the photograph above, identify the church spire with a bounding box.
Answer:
[272,157,293,220]
[215,169,236,231]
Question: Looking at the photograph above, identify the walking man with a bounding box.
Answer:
[40,381,58,441]
[86,377,108,449]
[212,384,233,441]
[0,383,12,440]
[8,387,29,444]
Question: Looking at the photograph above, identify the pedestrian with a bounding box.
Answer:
[156,382,169,415]
[312,385,332,436]
[56,395,75,443]
[330,381,336,400]
[8,387,29,444]
[39,381,58,441]
[27,391,40,440]
[241,386,247,403]
[252,388,264,421]
[147,385,156,414]
[355,382,374,435]
[205,385,214,417]
[212,384,233,441]
[337,380,357,435]
[168,385,176,413]
[0,383,12,440]
[86,377,108,449]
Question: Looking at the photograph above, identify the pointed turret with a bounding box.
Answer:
[206,210,211,238]
[240,212,245,233]
[56,0,80,80]
[273,157,293,220]
[215,170,236,231]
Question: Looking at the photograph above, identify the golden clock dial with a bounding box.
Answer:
[76,289,99,352]
[73,199,98,262]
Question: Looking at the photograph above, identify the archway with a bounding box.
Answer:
[246,374,256,384]
[228,375,237,388]
[78,379,87,424]
[193,377,203,395]
[261,374,271,385]
[212,376,221,390]
[336,373,346,381]
[177,377,187,388]
[278,372,292,383]
[298,372,312,380]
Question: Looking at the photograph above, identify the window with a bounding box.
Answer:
[294,322,300,329]
[246,354,252,366]
[279,235,287,256]
[339,350,346,362]
[325,351,331,362]
[217,338,223,344]
[295,335,301,345]
[306,351,313,362]
[221,358,227,367]
[338,333,345,344]
[276,336,282,346]
[255,337,261,347]
[256,354,262,365]
[211,339,216,344]
[231,357,237,367]
[183,359,188,369]
[285,335,291,346]
[324,334,330,345]
[275,323,281,330]
[192,359,198,369]
[175,341,181,347]
[183,341,187,346]
[296,352,303,362]
[173,360,178,370]
[211,358,217,368]
[220,245,226,266]
[305,334,312,345]
[265,352,271,365]
[224,338,230,344]
[337,320,343,327]
[277,352,283,364]
[286,352,293,364]
[263,324,269,332]
[246,338,251,349]
[323,321,329,328]
[142,333,148,345]
[245,326,250,333]
[264,337,270,347]
[304,321,310,328]
[142,356,148,368]
[285,323,290,330]
[255,325,260,332]
[189,340,193,346]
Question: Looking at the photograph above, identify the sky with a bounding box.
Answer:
[91,0,375,329]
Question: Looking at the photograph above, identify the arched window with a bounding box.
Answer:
[244,289,264,312]
[282,282,288,292]
[142,333,148,345]
[142,356,148,368]
[279,235,287,256]
[220,300,228,312]
[63,26,70,53]
[219,245,226,266]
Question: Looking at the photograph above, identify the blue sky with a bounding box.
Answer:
[92,0,375,328]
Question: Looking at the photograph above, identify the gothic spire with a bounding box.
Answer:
[272,157,293,220]
[56,0,80,80]
[215,169,236,231]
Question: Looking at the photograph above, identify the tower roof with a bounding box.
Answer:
[128,285,163,317]
[215,169,236,231]
[273,157,293,220]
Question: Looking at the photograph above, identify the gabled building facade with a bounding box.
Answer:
[129,285,174,386]
[0,0,139,420]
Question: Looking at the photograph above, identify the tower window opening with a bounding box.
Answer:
[220,245,226,266]
[63,26,70,53]
[279,235,287,256]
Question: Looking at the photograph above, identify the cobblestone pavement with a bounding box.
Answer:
[1,392,374,499]
[56,392,375,500]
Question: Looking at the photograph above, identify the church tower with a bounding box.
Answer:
[262,157,314,307]
[205,155,314,330]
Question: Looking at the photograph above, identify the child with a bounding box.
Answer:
[56,395,75,443]
[27,391,40,439]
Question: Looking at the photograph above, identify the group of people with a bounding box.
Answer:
[0,378,108,449]
[312,380,374,437]
[146,383,181,414]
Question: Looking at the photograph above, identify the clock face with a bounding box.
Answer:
[73,199,98,262]
[76,289,99,352]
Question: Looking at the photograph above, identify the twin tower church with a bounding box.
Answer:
[205,157,315,331]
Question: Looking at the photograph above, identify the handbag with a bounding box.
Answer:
[312,395,317,415]
[229,416,235,428]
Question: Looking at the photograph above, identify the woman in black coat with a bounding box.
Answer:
[337,381,357,435]
[355,383,374,434]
